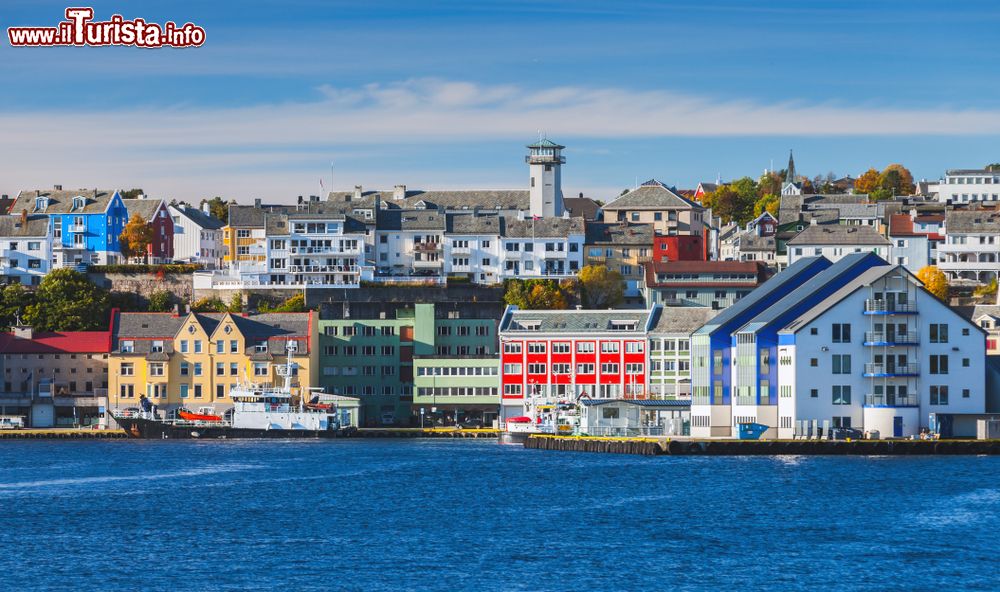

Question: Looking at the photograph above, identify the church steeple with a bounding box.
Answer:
[785,150,796,184]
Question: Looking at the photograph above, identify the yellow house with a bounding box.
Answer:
[108,310,317,414]
[223,203,270,264]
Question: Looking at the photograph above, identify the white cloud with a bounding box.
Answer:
[2,78,1000,201]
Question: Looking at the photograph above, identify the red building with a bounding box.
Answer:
[653,233,705,262]
[123,197,175,263]
[497,306,659,420]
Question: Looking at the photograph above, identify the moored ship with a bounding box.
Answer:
[111,343,358,439]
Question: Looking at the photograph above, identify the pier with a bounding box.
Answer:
[0,429,129,440]
[524,435,1000,456]
[356,428,500,439]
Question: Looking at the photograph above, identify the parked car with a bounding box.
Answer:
[380,413,395,426]
[459,418,484,429]
[829,427,864,440]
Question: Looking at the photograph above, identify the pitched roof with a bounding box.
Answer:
[123,198,165,222]
[170,205,226,230]
[780,264,901,334]
[738,234,776,252]
[563,197,601,220]
[447,213,502,235]
[0,330,111,354]
[0,214,49,237]
[503,216,584,239]
[945,210,1000,233]
[602,179,700,210]
[326,189,529,212]
[500,307,658,334]
[112,311,312,353]
[585,222,654,245]
[377,209,447,231]
[786,224,890,246]
[973,304,1000,321]
[13,188,118,215]
[649,307,719,335]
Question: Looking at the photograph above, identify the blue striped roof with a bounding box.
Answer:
[580,398,690,407]
[693,256,831,336]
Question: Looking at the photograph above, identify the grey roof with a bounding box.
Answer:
[946,169,999,176]
[501,308,657,334]
[650,307,719,335]
[694,257,832,336]
[945,210,1000,233]
[327,190,529,212]
[740,253,889,334]
[0,214,49,237]
[972,305,1000,321]
[786,224,890,246]
[170,205,225,230]
[779,193,871,225]
[378,209,447,232]
[698,182,718,193]
[563,197,601,220]
[112,312,311,353]
[447,213,502,235]
[503,216,585,239]
[13,188,118,214]
[585,222,654,245]
[781,265,902,334]
[123,198,165,222]
[602,179,700,210]
[808,203,880,218]
[738,233,776,252]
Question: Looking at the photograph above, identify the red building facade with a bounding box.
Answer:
[653,233,705,262]
[497,307,659,418]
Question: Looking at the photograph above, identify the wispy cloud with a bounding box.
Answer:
[2,78,1000,200]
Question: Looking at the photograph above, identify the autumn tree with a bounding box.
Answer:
[503,279,570,310]
[200,197,230,224]
[753,194,780,218]
[757,171,783,198]
[916,266,950,301]
[24,269,110,331]
[119,213,153,262]
[191,296,228,312]
[878,164,915,196]
[854,168,880,195]
[578,265,624,309]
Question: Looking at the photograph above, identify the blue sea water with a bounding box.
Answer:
[1,440,999,591]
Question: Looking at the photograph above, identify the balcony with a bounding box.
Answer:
[936,242,1000,254]
[450,246,471,254]
[863,363,920,377]
[69,224,87,233]
[413,258,443,268]
[541,250,568,259]
[289,245,361,255]
[864,393,919,407]
[864,300,917,315]
[863,331,919,346]
[289,264,359,274]
[413,242,442,252]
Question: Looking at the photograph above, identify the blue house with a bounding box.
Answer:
[11,187,129,267]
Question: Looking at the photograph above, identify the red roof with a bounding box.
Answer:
[0,330,111,354]
[889,214,944,238]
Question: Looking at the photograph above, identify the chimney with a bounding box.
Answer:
[254,198,262,208]
[353,185,363,201]
[93,188,98,199]
[35,190,40,198]
[578,192,583,198]
[202,201,211,215]
[909,208,918,220]
[19,209,27,227]
[297,195,304,205]
[53,184,62,191]
[12,325,32,340]
[810,218,818,226]
[393,184,406,200]
[172,303,180,317]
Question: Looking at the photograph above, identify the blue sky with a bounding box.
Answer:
[1,0,999,202]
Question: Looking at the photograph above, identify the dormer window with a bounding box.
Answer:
[120,340,135,353]
[34,197,48,212]
[254,340,268,353]
[72,196,86,211]
[516,320,542,331]
[609,320,638,331]
[151,340,164,353]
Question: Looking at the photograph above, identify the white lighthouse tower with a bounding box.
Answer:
[526,138,565,218]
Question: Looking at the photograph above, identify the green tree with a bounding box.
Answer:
[260,293,307,313]
[191,296,228,312]
[147,289,174,312]
[578,265,624,309]
[229,293,244,313]
[24,269,110,331]
[119,213,153,262]
[199,197,229,224]
[120,188,145,199]
[985,163,1000,172]
[0,284,35,329]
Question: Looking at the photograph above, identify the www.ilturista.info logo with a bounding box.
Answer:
[8,7,205,48]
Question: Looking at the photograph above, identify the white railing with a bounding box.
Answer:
[864,363,920,375]
[864,300,918,313]
[366,275,446,286]
[69,224,87,233]
[288,264,359,273]
[289,246,362,255]
[864,393,919,407]
[864,331,919,344]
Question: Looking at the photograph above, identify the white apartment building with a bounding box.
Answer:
[0,214,50,285]
[934,169,1000,204]
[258,213,368,287]
[938,209,1000,284]
[786,223,891,266]
[500,215,584,280]
[375,209,446,278]
[169,203,225,268]
[689,253,986,439]
[444,214,502,284]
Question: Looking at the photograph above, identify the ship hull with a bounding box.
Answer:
[114,415,357,440]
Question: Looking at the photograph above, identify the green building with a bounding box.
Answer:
[413,356,500,427]
[317,300,499,426]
